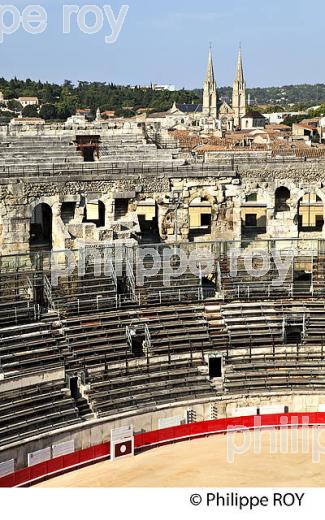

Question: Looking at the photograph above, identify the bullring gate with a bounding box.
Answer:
[111,425,134,461]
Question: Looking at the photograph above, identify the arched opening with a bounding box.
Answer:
[30,203,52,250]
[297,193,324,233]
[189,195,212,241]
[83,200,105,228]
[275,187,290,214]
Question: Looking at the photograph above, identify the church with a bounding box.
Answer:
[146,48,248,133]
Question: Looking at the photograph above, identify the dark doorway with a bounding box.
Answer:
[30,203,53,250]
[61,202,76,224]
[69,377,78,399]
[115,199,129,220]
[137,202,160,243]
[209,357,222,378]
[83,147,95,162]
[275,187,290,213]
[293,271,312,295]
[98,200,105,227]
[75,135,100,162]
[131,334,145,358]
[285,325,303,344]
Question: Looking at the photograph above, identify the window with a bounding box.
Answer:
[245,214,257,227]
[201,214,212,227]
[246,193,257,202]
[298,193,324,232]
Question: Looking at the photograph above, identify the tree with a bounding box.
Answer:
[22,104,39,117]
[7,99,23,112]
[39,103,57,120]
[282,114,307,127]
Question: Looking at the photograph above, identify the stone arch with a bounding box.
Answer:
[188,191,216,207]
[27,197,56,219]
[296,190,325,234]
[291,188,325,208]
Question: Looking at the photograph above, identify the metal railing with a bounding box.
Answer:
[0,161,237,178]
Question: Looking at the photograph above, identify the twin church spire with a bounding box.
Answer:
[232,47,246,127]
[203,47,218,118]
[203,46,246,128]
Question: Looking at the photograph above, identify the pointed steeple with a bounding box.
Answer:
[236,47,244,84]
[203,46,218,119]
[206,46,215,84]
[232,46,246,128]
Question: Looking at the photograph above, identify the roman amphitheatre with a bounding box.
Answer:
[1,104,325,488]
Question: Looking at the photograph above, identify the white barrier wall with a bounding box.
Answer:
[259,405,286,415]
[0,459,14,477]
[232,407,258,417]
[28,447,51,467]
[52,440,75,458]
[158,416,181,429]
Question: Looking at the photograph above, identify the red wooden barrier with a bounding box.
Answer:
[1,412,324,488]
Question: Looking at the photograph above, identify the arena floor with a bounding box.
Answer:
[36,429,325,487]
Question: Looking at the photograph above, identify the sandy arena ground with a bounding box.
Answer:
[36,429,325,487]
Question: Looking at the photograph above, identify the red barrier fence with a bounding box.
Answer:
[1,412,325,488]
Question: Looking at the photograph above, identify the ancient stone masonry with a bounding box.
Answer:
[2,161,325,253]
[1,126,325,254]
[239,162,325,182]
[0,171,237,253]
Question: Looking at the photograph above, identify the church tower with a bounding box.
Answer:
[232,48,246,127]
[203,47,218,118]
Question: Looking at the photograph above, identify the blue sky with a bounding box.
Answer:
[1,0,324,88]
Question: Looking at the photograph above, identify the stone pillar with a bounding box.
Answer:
[52,202,65,251]
[0,184,30,254]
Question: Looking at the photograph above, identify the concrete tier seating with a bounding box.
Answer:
[139,304,213,356]
[312,259,325,296]
[224,358,325,393]
[0,321,68,378]
[136,257,203,305]
[0,381,81,447]
[205,303,230,349]
[45,267,118,316]
[0,273,38,327]
[303,302,325,345]
[219,255,293,301]
[84,357,215,417]
[64,311,132,370]
[0,132,179,173]
[219,301,284,349]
